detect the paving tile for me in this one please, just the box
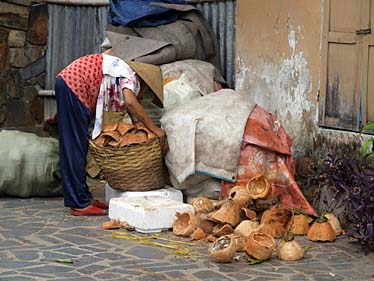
[10,249,40,260]
[0,277,36,281]
[77,264,110,275]
[289,274,312,281]
[126,245,169,259]
[193,269,232,280]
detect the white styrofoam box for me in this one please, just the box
[105,183,183,203]
[109,196,194,233]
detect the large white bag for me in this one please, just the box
[161,89,255,185]
[0,130,61,197]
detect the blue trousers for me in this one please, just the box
[55,76,93,208]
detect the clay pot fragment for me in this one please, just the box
[172,212,199,237]
[208,200,241,226]
[101,130,121,142]
[119,131,147,147]
[206,234,216,242]
[260,222,286,239]
[117,122,133,135]
[191,197,214,213]
[229,185,252,208]
[103,123,118,132]
[241,207,257,220]
[212,224,234,237]
[196,213,215,234]
[307,215,336,242]
[277,232,304,261]
[234,220,261,238]
[231,234,246,252]
[94,135,108,147]
[209,235,237,263]
[244,232,276,261]
[108,140,121,148]
[324,213,343,236]
[246,174,271,200]
[287,214,313,235]
[191,227,206,241]
[261,204,291,225]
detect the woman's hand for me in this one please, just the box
[153,127,168,155]
[123,88,168,154]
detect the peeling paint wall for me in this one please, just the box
[235,0,323,156]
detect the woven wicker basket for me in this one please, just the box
[89,137,164,191]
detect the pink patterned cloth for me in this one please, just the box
[221,105,317,216]
[58,54,103,112]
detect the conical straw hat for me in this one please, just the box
[126,61,164,104]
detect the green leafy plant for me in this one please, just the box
[360,123,374,161]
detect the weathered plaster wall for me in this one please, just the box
[235,0,323,156]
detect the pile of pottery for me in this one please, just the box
[93,122,156,148]
[171,174,342,263]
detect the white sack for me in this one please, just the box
[0,130,61,197]
[161,89,255,185]
[161,59,216,110]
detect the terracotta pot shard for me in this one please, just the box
[241,207,257,220]
[287,214,313,235]
[261,204,291,225]
[324,213,343,236]
[208,200,241,226]
[209,235,237,263]
[117,122,134,135]
[244,231,276,261]
[307,216,337,242]
[103,123,118,132]
[234,220,261,238]
[277,233,304,261]
[191,227,206,241]
[172,212,199,237]
[228,185,252,207]
[212,223,234,237]
[101,130,121,142]
[191,197,214,213]
[246,174,272,200]
[260,222,286,239]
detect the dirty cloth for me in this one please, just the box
[161,89,255,184]
[0,130,61,198]
[106,3,222,77]
[220,105,317,216]
[161,59,216,110]
[109,0,186,27]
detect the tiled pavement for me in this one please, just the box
[0,181,373,281]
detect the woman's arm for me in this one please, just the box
[122,88,166,145]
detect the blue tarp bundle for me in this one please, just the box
[109,0,187,27]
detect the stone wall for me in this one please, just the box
[0,0,47,130]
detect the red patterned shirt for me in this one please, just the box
[58,54,103,112]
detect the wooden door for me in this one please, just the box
[320,0,373,131]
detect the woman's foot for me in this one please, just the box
[91,199,109,209]
[71,205,108,216]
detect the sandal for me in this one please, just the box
[92,199,109,209]
[71,205,108,216]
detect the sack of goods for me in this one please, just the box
[89,122,164,192]
[0,130,61,198]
